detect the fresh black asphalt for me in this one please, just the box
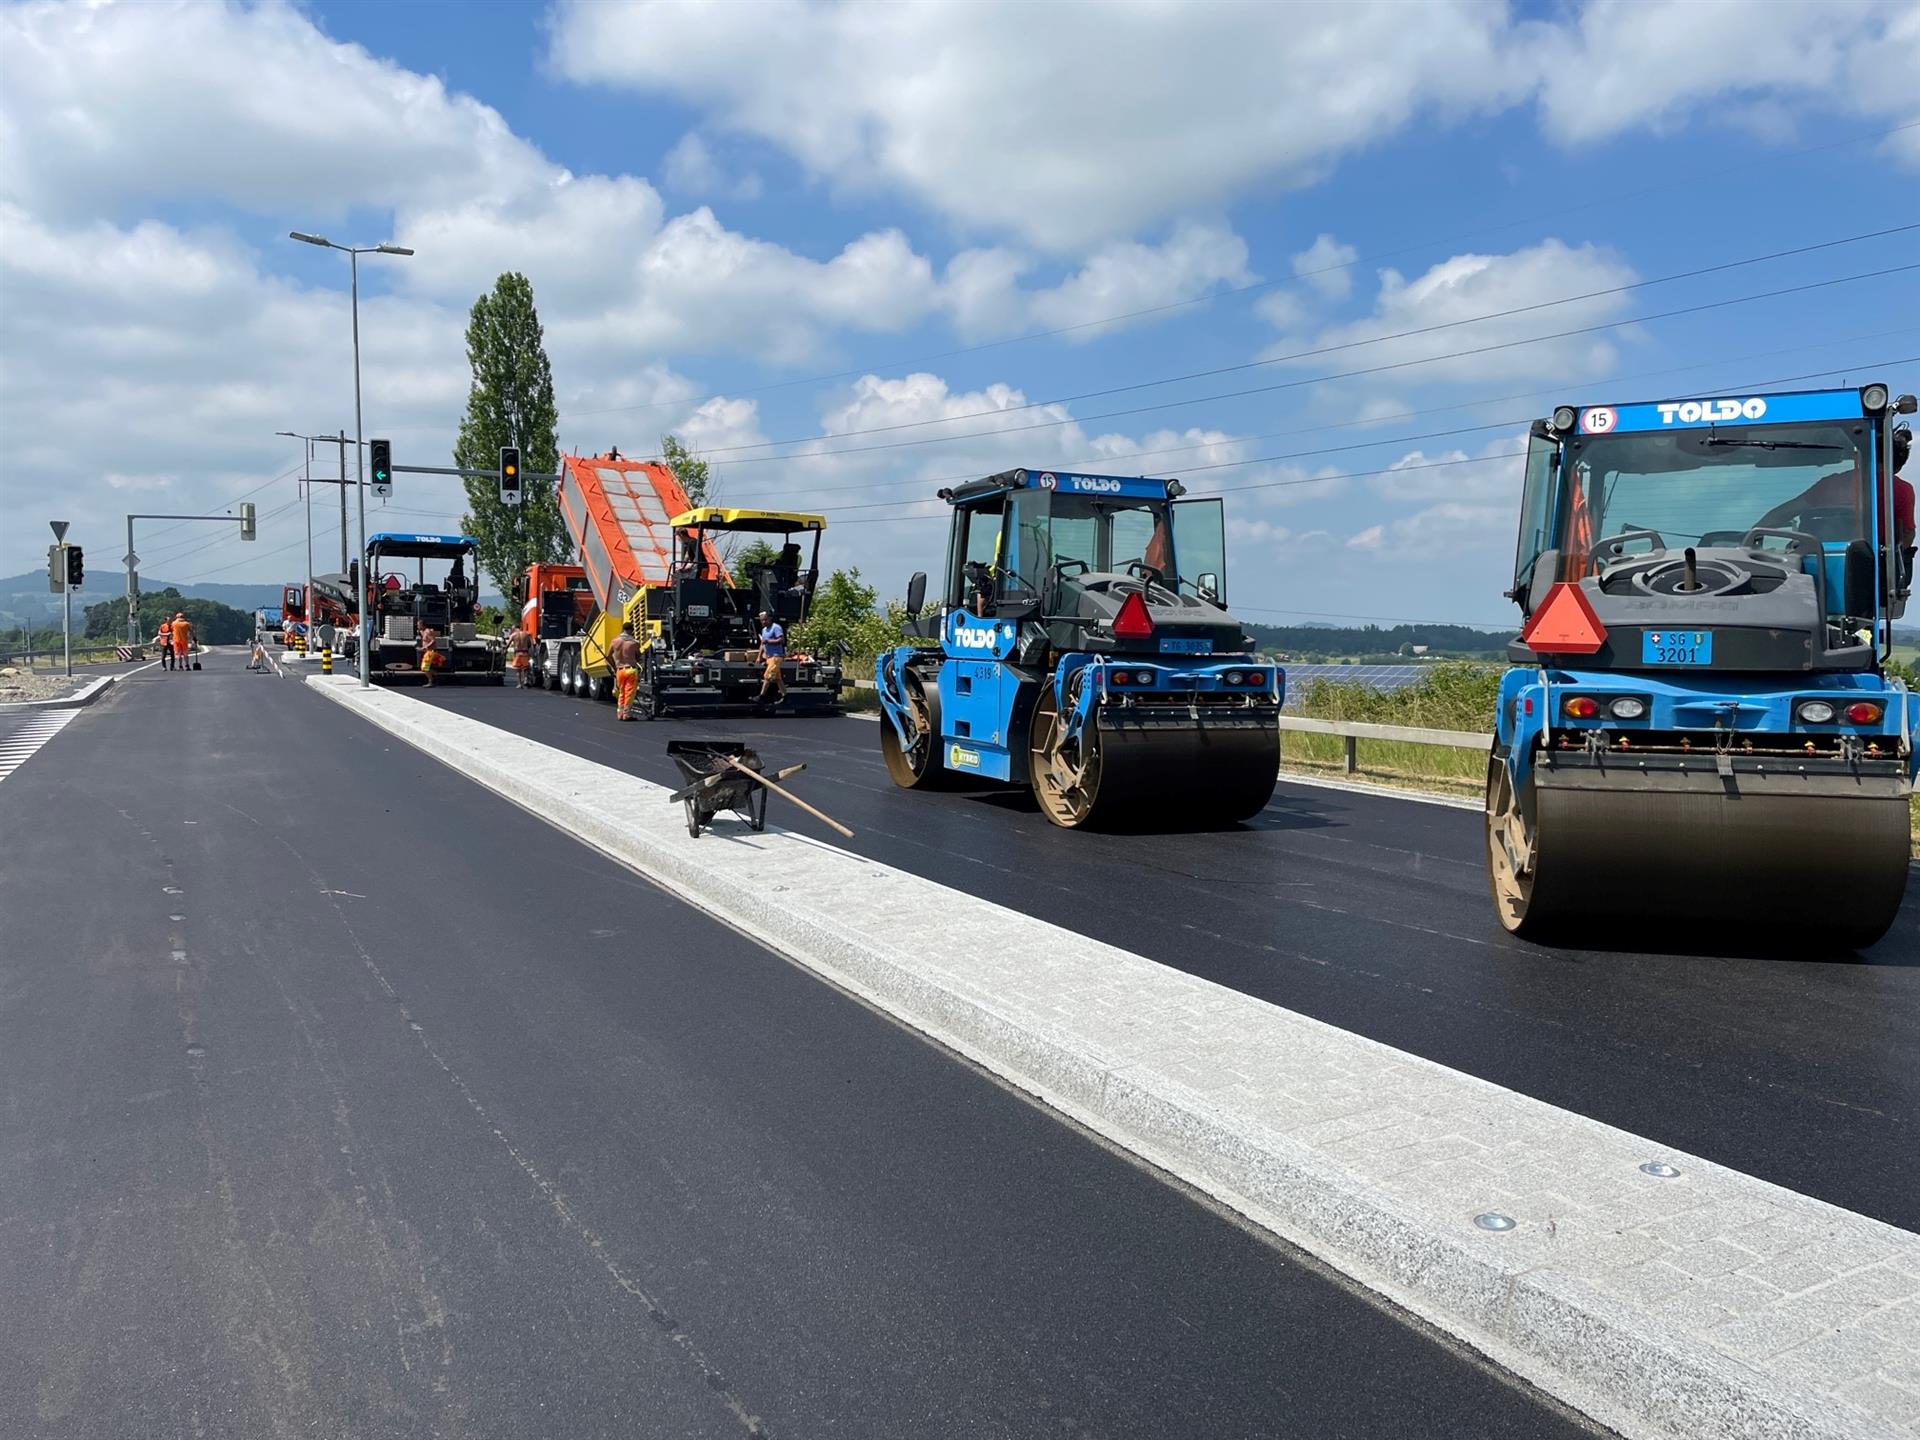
[0,653,1591,1438]
[417,679,1920,1233]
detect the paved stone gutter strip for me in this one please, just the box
[309,675,1919,1440]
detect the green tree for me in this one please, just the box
[728,538,779,582]
[660,432,711,508]
[455,272,567,597]
[85,587,252,644]
[791,567,899,664]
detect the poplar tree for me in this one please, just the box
[455,272,567,596]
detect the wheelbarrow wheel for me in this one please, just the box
[750,786,768,832]
[684,798,703,838]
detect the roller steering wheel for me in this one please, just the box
[1737,527,1820,556]
[1124,560,1164,588]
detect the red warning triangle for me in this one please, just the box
[1521,582,1608,654]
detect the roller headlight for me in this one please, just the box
[1552,405,1577,432]
[1224,670,1243,684]
[1861,383,1890,413]
[1796,700,1836,724]
[1608,697,1646,720]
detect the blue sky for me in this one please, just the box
[3,0,1916,628]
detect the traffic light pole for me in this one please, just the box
[62,560,72,678]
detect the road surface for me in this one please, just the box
[418,680,1920,1234]
[0,652,1591,1438]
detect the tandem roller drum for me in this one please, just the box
[1487,752,1913,948]
[1030,691,1279,829]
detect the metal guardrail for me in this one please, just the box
[0,646,127,668]
[847,676,1490,774]
[1277,714,1492,774]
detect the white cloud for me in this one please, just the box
[1345,525,1384,551]
[0,0,548,220]
[662,132,763,201]
[1293,234,1359,299]
[1262,239,1639,388]
[549,0,1540,250]
[1027,222,1253,337]
[1535,0,1920,160]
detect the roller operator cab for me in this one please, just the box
[1489,383,1919,947]
[876,467,1283,828]
[361,533,503,683]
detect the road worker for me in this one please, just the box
[171,613,193,671]
[507,622,533,688]
[156,616,174,670]
[610,623,643,720]
[417,624,442,686]
[754,609,786,710]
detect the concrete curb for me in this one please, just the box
[0,672,122,710]
[307,674,1914,1440]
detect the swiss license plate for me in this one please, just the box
[1158,637,1209,654]
[1641,629,1712,665]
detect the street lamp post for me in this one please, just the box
[289,232,413,685]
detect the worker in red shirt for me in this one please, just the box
[1757,425,1914,565]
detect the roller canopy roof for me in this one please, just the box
[367,533,480,557]
[669,507,826,532]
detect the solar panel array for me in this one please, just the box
[1275,662,1499,709]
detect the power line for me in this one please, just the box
[699,257,1920,476]
[682,222,1920,460]
[556,117,1920,425]
[717,325,1919,505]
[818,351,1920,527]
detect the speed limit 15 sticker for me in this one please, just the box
[1578,406,1617,434]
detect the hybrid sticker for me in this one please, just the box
[1578,407,1617,435]
[948,744,981,770]
[1657,397,1767,425]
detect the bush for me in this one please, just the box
[791,568,900,666]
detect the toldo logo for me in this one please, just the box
[1065,475,1123,494]
[1657,397,1767,425]
[1578,407,1617,434]
[950,622,1004,651]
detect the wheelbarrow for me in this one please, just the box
[665,740,852,840]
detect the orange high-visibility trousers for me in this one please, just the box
[615,665,640,718]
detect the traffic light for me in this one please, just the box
[240,501,257,541]
[369,438,392,497]
[499,445,522,505]
[65,545,84,587]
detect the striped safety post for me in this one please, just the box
[321,646,332,676]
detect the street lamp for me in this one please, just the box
[289,230,414,684]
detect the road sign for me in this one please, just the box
[124,552,139,568]
[48,545,64,592]
[49,520,69,543]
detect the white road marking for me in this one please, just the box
[0,710,81,785]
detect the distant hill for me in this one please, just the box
[0,570,284,630]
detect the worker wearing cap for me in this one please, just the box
[754,610,786,710]
[610,623,643,720]
[156,615,174,670]
[171,613,193,671]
